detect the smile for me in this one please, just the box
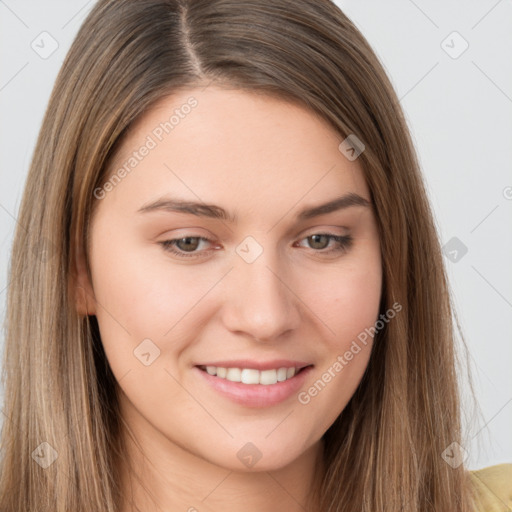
[194,363,314,408]
[198,365,301,385]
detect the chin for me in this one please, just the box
[199,438,312,473]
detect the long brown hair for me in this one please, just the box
[0,0,479,510]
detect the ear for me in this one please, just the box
[71,238,97,317]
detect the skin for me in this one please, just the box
[74,85,382,512]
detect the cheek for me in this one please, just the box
[88,227,213,370]
[296,251,382,427]
[310,252,382,347]
[296,271,381,433]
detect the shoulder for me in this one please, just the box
[467,463,512,512]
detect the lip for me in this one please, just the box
[194,359,312,371]
[194,363,314,408]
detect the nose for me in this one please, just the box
[221,248,302,342]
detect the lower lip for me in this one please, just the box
[194,365,313,408]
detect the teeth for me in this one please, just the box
[260,369,278,385]
[202,365,299,385]
[277,367,288,381]
[226,367,241,382]
[241,368,260,384]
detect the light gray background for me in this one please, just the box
[0,0,511,470]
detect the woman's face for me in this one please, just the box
[77,85,382,471]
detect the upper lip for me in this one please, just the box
[195,359,313,371]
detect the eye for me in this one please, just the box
[159,232,353,259]
[159,236,215,258]
[295,233,353,255]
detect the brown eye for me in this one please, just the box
[307,234,331,250]
[174,237,201,252]
[159,236,213,258]
[297,233,353,255]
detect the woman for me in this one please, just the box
[0,0,510,511]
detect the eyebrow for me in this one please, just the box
[137,192,371,223]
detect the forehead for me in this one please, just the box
[101,86,370,218]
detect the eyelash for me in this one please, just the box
[159,233,353,259]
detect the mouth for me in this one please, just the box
[194,362,314,408]
[196,364,312,385]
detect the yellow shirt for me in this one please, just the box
[469,463,512,511]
